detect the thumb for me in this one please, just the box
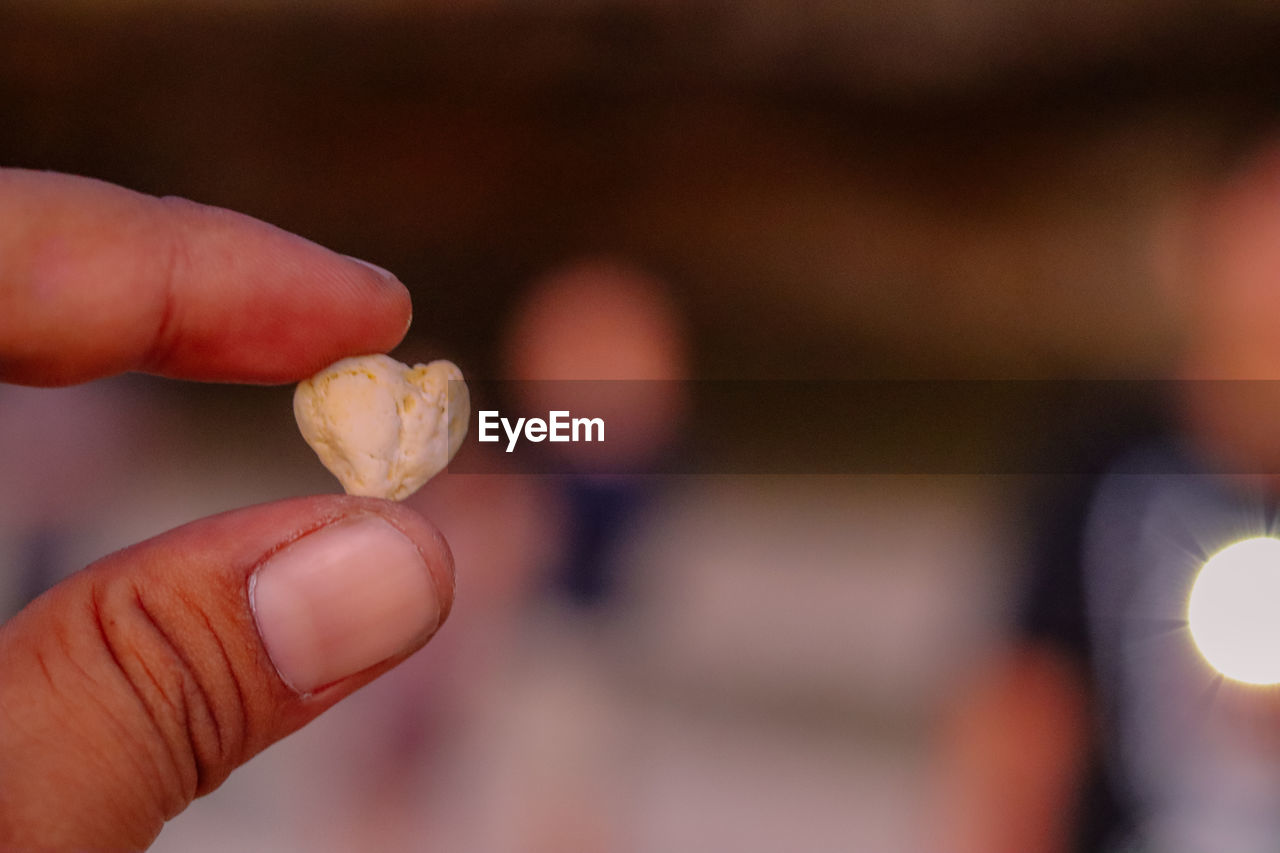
[0,495,454,850]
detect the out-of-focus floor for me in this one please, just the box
[1,377,1007,852]
[158,477,1009,853]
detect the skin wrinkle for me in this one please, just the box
[7,179,159,381]
[87,584,176,839]
[105,583,197,813]
[169,586,231,772]
[138,200,187,377]
[127,633,187,785]
[129,585,225,802]
[191,603,251,788]
[33,650,56,693]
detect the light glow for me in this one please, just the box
[1188,536,1280,685]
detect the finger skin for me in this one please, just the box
[0,169,412,386]
[0,495,453,850]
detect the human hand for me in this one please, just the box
[0,169,455,849]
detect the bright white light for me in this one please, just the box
[1188,536,1280,685]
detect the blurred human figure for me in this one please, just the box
[938,136,1280,852]
[502,257,689,603]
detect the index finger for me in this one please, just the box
[0,169,412,386]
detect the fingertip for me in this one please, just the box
[364,498,456,627]
[152,195,416,379]
[341,254,398,284]
[0,170,419,386]
[250,514,443,694]
[377,268,414,351]
[337,253,414,345]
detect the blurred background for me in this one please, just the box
[4,1,1280,851]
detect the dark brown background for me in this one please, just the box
[5,1,1280,382]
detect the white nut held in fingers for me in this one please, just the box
[294,354,470,500]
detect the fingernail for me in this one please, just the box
[343,254,399,283]
[250,516,440,693]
